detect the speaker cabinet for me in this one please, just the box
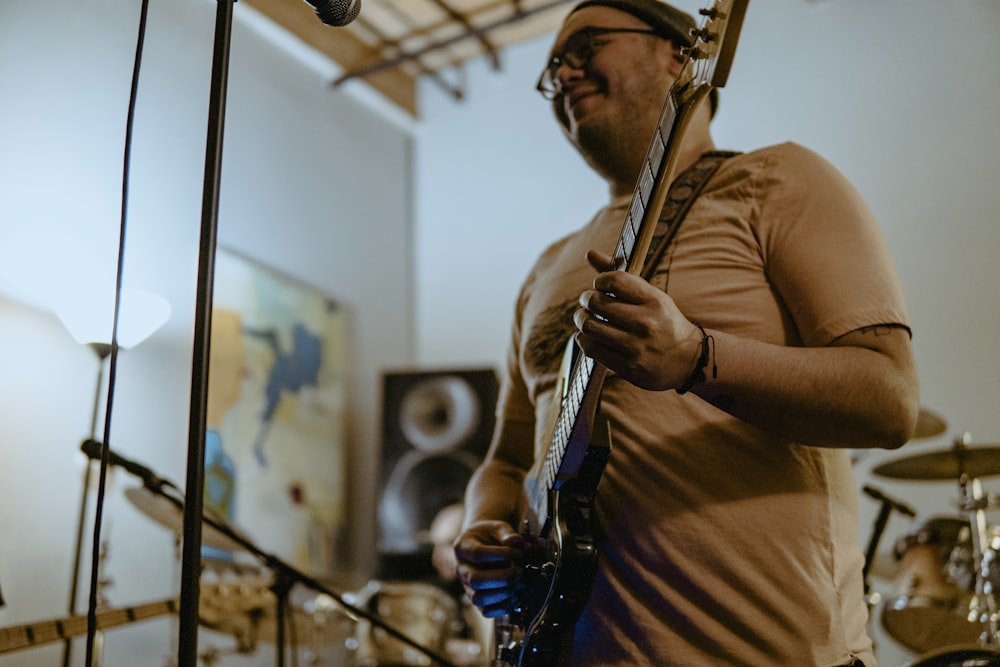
[377,368,498,561]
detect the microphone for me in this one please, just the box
[80,439,170,490]
[862,484,916,517]
[303,0,361,27]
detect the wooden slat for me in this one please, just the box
[242,0,418,116]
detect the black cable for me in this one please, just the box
[83,0,151,664]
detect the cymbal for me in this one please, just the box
[124,486,247,552]
[872,445,1000,481]
[913,407,947,439]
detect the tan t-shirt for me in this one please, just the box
[497,143,907,666]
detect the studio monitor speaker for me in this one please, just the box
[377,368,498,558]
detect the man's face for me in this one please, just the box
[548,7,683,174]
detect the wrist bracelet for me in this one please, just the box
[677,322,716,395]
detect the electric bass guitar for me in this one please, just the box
[0,598,177,655]
[493,2,749,664]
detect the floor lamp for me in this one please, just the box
[54,286,170,667]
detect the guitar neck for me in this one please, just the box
[0,598,178,655]
[617,83,712,277]
[529,0,749,523]
[532,83,710,502]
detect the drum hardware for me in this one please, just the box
[960,475,1000,646]
[199,576,311,653]
[112,444,460,667]
[873,433,1000,658]
[862,485,917,596]
[301,593,354,667]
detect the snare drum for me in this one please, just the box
[908,645,1000,666]
[881,516,981,653]
[346,581,464,666]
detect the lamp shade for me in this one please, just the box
[53,286,171,349]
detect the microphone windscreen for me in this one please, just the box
[314,0,361,27]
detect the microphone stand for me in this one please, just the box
[63,342,112,667]
[179,4,452,665]
[861,484,915,596]
[94,443,458,667]
[178,0,233,664]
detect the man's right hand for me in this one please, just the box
[453,520,525,618]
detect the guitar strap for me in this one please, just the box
[640,150,741,280]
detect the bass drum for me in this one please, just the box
[882,516,980,654]
[345,580,486,666]
[908,645,1000,667]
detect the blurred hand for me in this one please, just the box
[453,520,525,618]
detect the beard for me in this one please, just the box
[566,94,662,190]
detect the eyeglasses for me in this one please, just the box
[535,27,661,100]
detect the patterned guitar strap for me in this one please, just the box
[640,150,741,280]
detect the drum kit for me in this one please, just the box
[0,445,487,667]
[120,483,490,667]
[863,411,1000,667]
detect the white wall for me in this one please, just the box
[415,1,1000,665]
[0,0,413,665]
[1,0,997,664]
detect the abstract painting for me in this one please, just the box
[205,248,348,578]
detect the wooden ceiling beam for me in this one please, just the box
[242,0,418,116]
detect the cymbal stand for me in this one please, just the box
[97,441,458,667]
[960,473,1000,646]
[861,485,915,597]
[270,567,297,667]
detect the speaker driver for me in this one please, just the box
[398,374,480,452]
[377,448,480,553]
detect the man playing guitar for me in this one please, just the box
[453,1,918,665]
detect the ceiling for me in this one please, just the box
[243,0,579,116]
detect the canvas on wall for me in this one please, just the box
[205,248,348,578]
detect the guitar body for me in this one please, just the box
[491,341,611,667]
[492,2,749,664]
[509,489,603,667]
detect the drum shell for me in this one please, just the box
[881,517,981,654]
[346,581,485,667]
[907,644,1000,667]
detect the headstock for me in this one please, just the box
[685,0,750,90]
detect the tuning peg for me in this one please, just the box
[682,46,705,60]
[691,28,717,43]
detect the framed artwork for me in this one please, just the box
[205,247,348,578]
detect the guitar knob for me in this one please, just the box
[683,46,705,60]
[691,28,716,42]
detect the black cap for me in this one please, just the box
[569,0,697,47]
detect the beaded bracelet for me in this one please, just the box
[676,322,717,395]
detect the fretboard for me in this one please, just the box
[528,90,689,522]
[0,598,178,655]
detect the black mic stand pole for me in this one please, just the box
[178,0,234,664]
[63,343,113,667]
